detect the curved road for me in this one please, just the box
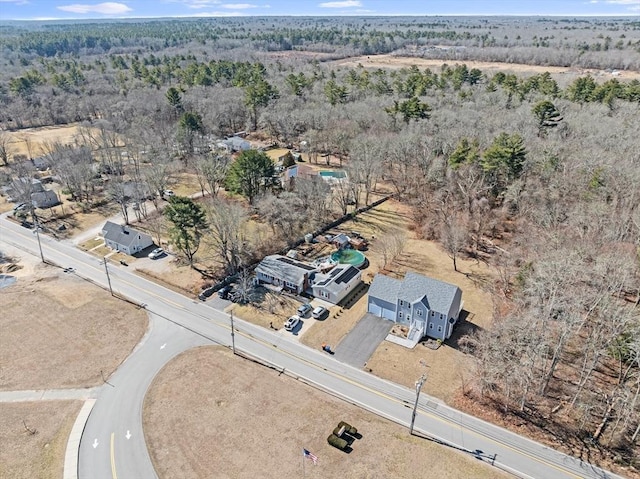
[0,217,624,479]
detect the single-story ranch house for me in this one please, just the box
[102,221,154,256]
[310,264,362,304]
[255,254,362,304]
[367,272,463,343]
[255,254,317,294]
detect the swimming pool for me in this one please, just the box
[319,170,347,179]
[330,249,366,268]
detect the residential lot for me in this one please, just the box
[143,346,509,479]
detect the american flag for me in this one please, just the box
[302,448,318,465]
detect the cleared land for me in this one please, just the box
[4,124,89,159]
[143,346,509,479]
[0,400,82,479]
[0,257,148,390]
[332,54,640,80]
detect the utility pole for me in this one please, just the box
[410,372,427,435]
[103,257,113,296]
[230,311,236,354]
[32,210,44,263]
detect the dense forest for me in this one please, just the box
[0,16,638,474]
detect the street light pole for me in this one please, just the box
[103,258,114,296]
[410,373,427,435]
[230,311,236,354]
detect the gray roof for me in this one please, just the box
[255,255,316,286]
[398,272,461,314]
[31,190,59,209]
[102,221,152,248]
[368,274,403,304]
[312,264,361,294]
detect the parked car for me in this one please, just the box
[297,303,313,317]
[312,306,328,319]
[284,315,301,331]
[13,202,26,212]
[198,287,215,301]
[163,189,175,198]
[148,248,164,259]
[218,285,233,299]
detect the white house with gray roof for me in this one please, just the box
[367,272,463,343]
[102,221,153,256]
[310,264,361,304]
[255,254,318,294]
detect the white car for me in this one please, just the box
[163,190,175,198]
[284,315,301,331]
[148,248,164,259]
[312,306,328,319]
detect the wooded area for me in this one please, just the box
[0,15,638,473]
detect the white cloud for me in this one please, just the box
[605,0,640,4]
[319,0,362,8]
[57,2,132,14]
[220,3,257,8]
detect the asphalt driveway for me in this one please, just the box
[333,313,393,368]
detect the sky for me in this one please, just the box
[0,0,639,21]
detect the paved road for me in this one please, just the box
[0,217,625,479]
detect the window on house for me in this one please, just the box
[437,325,442,332]
[417,309,423,317]
[399,312,403,319]
[399,300,404,307]
[431,311,435,317]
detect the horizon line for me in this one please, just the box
[2,13,640,22]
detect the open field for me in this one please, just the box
[332,54,640,81]
[0,257,148,390]
[4,124,88,159]
[143,346,509,479]
[0,400,82,479]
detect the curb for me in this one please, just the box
[63,398,96,479]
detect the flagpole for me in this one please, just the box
[302,449,306,478]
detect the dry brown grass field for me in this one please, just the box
[143,346,509,479]
[0,262,148,390]
[332,54,640,80]
[0,400,82,479]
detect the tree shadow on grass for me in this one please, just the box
[444,310,483,353]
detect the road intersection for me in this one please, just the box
[0,216,624,479]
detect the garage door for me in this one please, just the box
[368,300,396,321]
[381,306,395,321]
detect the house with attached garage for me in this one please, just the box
[101,221,154,256]
[310,264,362,304]
[367,272,463,344]
[255,254,318,294]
